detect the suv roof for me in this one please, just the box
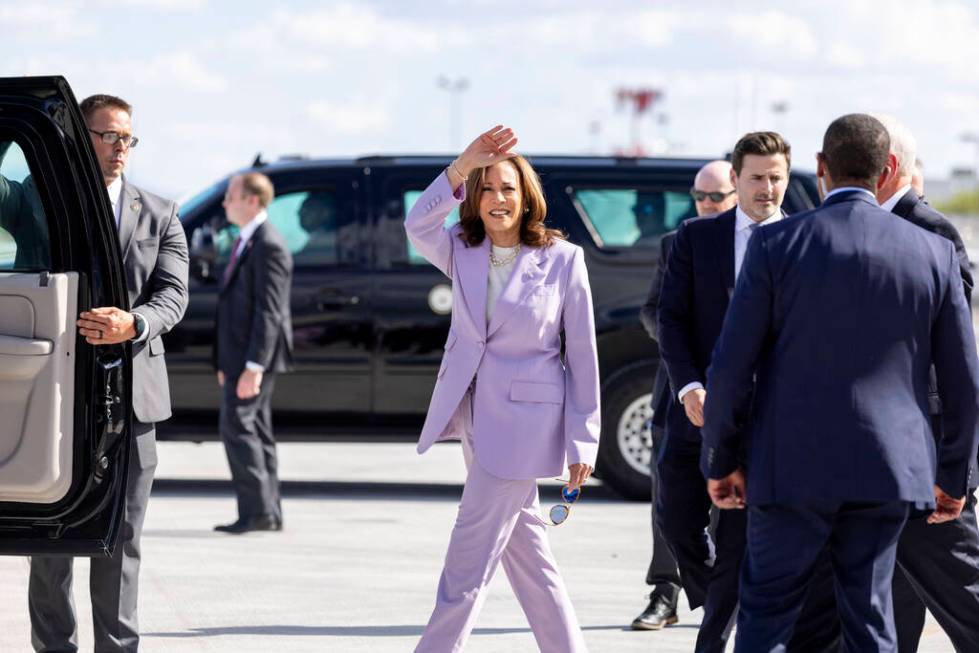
[248,153,719,174]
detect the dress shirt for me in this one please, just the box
[823,186,878,203]
[233,210,270,374]
[677,205,782,403]
[108,177,150,343]
[880,184,912,212]
[107,176,123,228]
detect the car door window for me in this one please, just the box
[212,189,358,266]
[402,189,459,265]
[0,140,52,270]
[573,188,695,249]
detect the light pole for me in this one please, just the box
[961,132,979,188]
[438,76,469,150]
[770,101,789,134]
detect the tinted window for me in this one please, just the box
[214,189,358,266]
[0,140,51,270]
[574,188,695,248]
[403,190,460,265]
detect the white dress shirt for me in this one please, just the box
[233,211,270,373]
[233,210,268,258]
[823,186,878,203]
[107,176,123,229]
[880,184,912,212]
[108,177,151,343]
[677,206,782,402]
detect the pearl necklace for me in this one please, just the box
[489,243,521,267]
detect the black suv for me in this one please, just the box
[164,155,819,498]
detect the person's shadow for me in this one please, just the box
[142,623,659,638]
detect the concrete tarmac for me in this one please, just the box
[0,441,956,652]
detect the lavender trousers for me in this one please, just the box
[415,393,588,653]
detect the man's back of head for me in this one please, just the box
[819,114,890,191]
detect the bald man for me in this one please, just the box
[690,160,738,216]
[633,160,738,631]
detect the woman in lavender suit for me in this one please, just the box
[407,126,601,652]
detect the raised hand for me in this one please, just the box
[450,125,519,182]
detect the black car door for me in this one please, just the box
[368,164,455,421]
[0,77,132,555]
[171,167,373,425]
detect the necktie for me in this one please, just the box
[223,237,242,286]
[748,222,759,236]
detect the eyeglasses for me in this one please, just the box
[690,188,735,202]
[544,481,583,526]
[89,129,139,149]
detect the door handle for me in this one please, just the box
[316,289,360,310]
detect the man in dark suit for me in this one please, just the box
[656,134,796,652]
[632,160,736,631]
[872,113,979,653]
[30,94,189,653]
[213,172,293,534]
[702,113,979,652]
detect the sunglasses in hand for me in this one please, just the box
[544,480,584,526]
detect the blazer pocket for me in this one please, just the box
[137,237,159,249]
[148,336,165,357]
[509,380,563,404]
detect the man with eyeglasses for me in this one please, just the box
[28,94,188,653]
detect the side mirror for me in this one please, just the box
[189,223,218,283]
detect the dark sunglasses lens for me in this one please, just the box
[561,486,580,503]
[690,190,706,201]
[550,504,570,525]
[707,192,728,202]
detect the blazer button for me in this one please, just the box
[477,341,485,349]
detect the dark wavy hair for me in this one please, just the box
[457,155,565,248]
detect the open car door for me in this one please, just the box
[0,76,131,555]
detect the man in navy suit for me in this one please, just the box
[872,114,979,653]
[702,113,979,652]
[632,160,736,632]
[657,133,844,652]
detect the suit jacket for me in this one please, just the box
[892,188,973,306]
[640,231,676,430]
[702,190,979,506]
[656,208,738,445]
[215,220,294,377]
[405,172,601,480]
[117,179,189,429]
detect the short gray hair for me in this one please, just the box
[870,113,917,178]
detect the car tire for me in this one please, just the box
[596,360,657,500]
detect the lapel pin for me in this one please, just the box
[131,199,141,212]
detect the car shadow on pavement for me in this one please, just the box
[143,623,653,638]
[151,479,624,501]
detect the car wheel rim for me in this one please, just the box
[616,393,653,476]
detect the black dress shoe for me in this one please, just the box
[214,514,277,534]
[631,584,680,630]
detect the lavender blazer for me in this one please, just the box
[406,172,601,480]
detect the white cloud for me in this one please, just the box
[109,0,206,8]
[727,10,820,61]
[306,100,391,135]
[0,4,91,39]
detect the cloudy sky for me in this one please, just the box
[2,0,978,199]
